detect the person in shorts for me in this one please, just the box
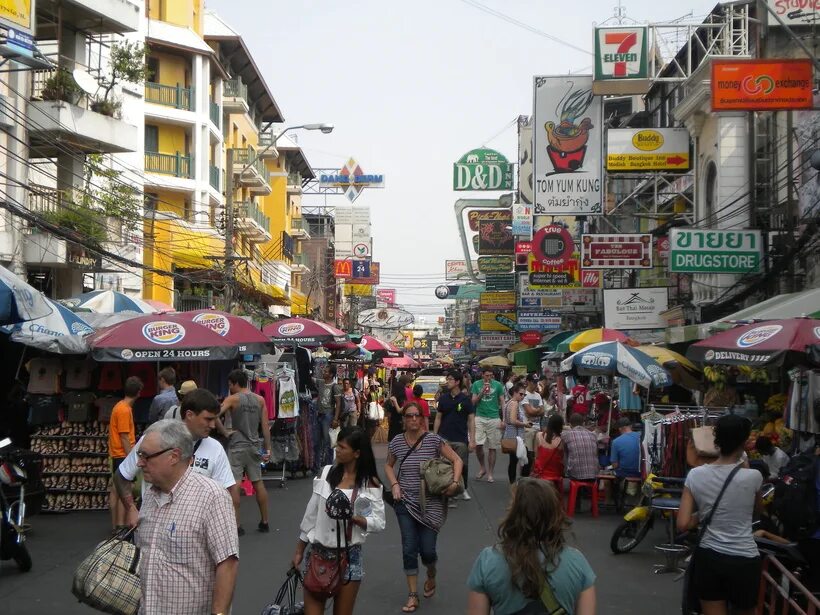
[471,368,505,483]
[108,376,142,530]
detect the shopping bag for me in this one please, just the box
[71,528,141,615]
[367,402,384,421]
[261,567,304,615]
[329,426,340,449]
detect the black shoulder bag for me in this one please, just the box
[681,463,743,615]
[383,433,427,507]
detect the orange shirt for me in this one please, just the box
[109,400,135,459]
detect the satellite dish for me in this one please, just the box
[72,69,99,96]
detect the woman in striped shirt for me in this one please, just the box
[385,402,463,613]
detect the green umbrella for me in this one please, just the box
[552,331,582,353]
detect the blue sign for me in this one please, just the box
[352,260,371,279]
[465,323,480,337]
[516,309,561,331]
[8,28,34,51]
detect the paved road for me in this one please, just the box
[0,444,683,613]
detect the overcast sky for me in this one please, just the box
[205,0,718,322]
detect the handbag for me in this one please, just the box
[501,438,518,454]
[383,433,427,507]
[681,464,743,615]
[71,527,141,615]
[303,487,358,598]
[261,567,304,615]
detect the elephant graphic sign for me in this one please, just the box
[453,148,514,191]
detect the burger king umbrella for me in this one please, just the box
[87,313,239,362]
[687,318,820,367]
[263,317,353,349]
[175,310,273,356]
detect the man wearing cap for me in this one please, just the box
[164,380,197,420]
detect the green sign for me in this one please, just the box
[478,255,514,274]
[485,273,515,291]
[669,229,762,274]
[453,148,513,191]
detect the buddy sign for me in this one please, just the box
[454,148,513,191]
[606,128,690,171]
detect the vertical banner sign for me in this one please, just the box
[512,202,533,237]
[517,115,533,205]
[533,76,603,215]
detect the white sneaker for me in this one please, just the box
[459,490,471,501]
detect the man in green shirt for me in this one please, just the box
[470,368,505,482]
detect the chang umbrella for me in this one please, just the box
[560,341,673,389]
[0,265,53,325]
[263,317,353,349]
[175,310,273,356]
[87,313,238,362]
[2,297,94,354]
[687,318,820,367]
[636,345,702,390]
[63,290,157,314]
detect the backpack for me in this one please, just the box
[773,452,818,540]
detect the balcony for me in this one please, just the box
[256,129,280,159]
[287,171,303,194]
[223,79,249,114]
[291,252,310,273]
[209,165,220,191]
[209,101,220,128]
[230,147,271,194]
[144,83,194,111]
[145,151,193,179]
[234,201,271,243]
[290,217,311,240]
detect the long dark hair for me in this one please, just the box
[327,426,381,489]
[498,478,568,599]
[545,414,564,445]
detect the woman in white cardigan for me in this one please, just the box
[293,425,386,615]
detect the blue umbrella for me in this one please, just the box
[62,290,157,314]
[0,265,52,325]
[560,341,673,389]
[2,297,94,354]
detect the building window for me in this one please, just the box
[145,125,159,152]
[704,161,717,226]
[146,57,159,83]
[144,192,158,212]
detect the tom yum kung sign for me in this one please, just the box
[669,229,763,274]
[453,148,513,191]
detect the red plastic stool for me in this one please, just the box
[241,475,255,496]
[566,480,599,517]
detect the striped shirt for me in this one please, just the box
[389,432,445,531]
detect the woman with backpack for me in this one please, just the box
[292,426,385,615]
[677,414,763,615]
[467,478,596,613]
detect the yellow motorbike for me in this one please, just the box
[610,473,684,554]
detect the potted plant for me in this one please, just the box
[92,41,148,118]
[41,69,82,104]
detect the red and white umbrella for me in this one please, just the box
[360,334,403,358]
[379,355,420,369]
[175,310,273,356]
[88,313,239,362]
[263,317,353,349]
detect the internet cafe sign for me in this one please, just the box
[669,229,763,274]
[453,148,513,191]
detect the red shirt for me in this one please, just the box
[405,396,430,417]
[570,385,590,415]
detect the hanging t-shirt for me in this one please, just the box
[64,359,95,390]
[278,374,298,418]
[126,364,157,397]
[254,377,275,420]
[98,364,123,392]
[26,358,62,395]
[570,384,590,415]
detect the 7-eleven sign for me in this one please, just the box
[594,26,648,81]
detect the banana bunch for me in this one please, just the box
[750,368,768,383]
[704,365,728,384]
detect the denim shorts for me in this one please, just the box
[306,543,363,582]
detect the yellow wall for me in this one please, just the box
[148,0,203,35]
[142,218,174,304]
[151,52,189,87]
[152,124,188,155]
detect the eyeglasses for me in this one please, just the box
[136,447,174,461]
[404,413,421,418]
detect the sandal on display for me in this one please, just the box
[402,592,420,613]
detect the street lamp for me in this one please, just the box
[223,122,333,312]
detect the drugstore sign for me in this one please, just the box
[669,229,762,274]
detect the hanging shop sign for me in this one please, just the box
[518,115,533,205]
[528,253,603,289]
[351,260,371,279]
[512,202,533,237]
[477,218,514,255]
[453,148,514,191]
[669,229,762,274]
[533,75,603,215]
[606,128,690,171]
[765,0,819,26]
[334,259,353,279]
[581,234,652,269]
[484,273,515,292]
[518,275,562,308]
[520,331,542,346]
[480,291,516,311]
[351,262,380,285]
[603,287,668,330]
[478,332,516,350]
[434,285,450,299]
[532,224,574,267]
[319,157,385,203]
[445,259,479,281]
[347,284,374,296]
[468,208,511,231]
[580,269,602,288]
[358,307,414,329]
[656,236,670,259]
[375,288,396,305]
[515,241,532,255]
[516,309,562,331]
[478,255,514,274]
[480,311,516,332]
[593,25,649,83]
[711,59,814,112]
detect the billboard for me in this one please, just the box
[711,59,814,112]
[479,291,516,311]
[606,128,690,171]
[0,0,34,34]
[319,157,385,202]
[533,76,603,215]
[765,0,819,26]
[604,287,668,330]
[517,309,562,331]
[453,148,513,191]
[480,312,516,332]
[669,229,762,274]
[581,234,652,269]
[477,218,514,255]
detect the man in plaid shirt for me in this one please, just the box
[560,413,599,481]
[135,420,239,615]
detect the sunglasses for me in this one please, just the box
[136,447,174,461]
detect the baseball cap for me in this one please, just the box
[179,380,198,396]
[526,373,540,382]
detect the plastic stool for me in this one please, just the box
[241,475,255,496]
[596,474,615,506]
[566,480,599,517]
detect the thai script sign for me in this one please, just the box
[604,288,668,330]
[453,148,513,191]
[606,128,690,171]
[533,76,603,215]
[669,229,762,274]
[711,59,814,112]
[581,234,652,269]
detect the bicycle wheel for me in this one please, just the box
[610,517,653,554]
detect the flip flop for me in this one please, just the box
[476,471,486,480]
[424,578,436,598]
[487,476,495,483]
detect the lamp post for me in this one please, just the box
[223,123,334,312]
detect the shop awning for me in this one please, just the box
[291,289,309,315]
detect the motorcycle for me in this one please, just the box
[610,473,684,554]
[0,437,32,572]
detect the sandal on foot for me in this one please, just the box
[402,592,420,612]
[476,470,486,480]
[423,577,436,598]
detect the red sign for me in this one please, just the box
[334,259,352,279]
[581,234,652,269]
[581,270,601,288]
[711,59,814,112]
[376,288,396,304]
[515,241,532,255]
[656,236,670,259]
[520,331,542,346]
[532,225,574,267]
